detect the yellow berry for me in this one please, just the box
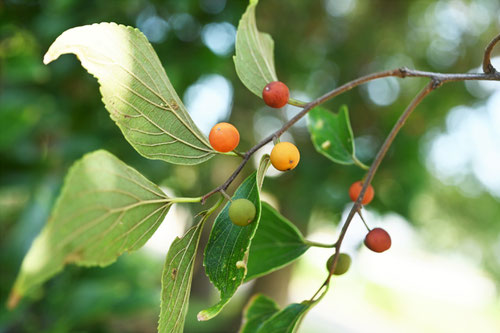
[270,142,300,171]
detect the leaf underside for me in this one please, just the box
[307,105,357,165]
[44,23,215,165]
[9,150,170,306]
[158,215,209,333]
[234,0,278,97]
[246,202,309,281]
[199,155,271,321]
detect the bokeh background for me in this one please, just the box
[2,0,500,332]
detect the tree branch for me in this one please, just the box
[202,32,500,203]
[202,66,500,204]
[321,80,438,290]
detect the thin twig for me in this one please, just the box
[316,80,439,297]
[483,33,500,73]
[356,208,371,232]
[202,66,500,203]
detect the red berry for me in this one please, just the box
[349,181,374,205]
[262,81,290,108]
[364,228,391,253]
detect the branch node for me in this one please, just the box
[486,63,497,74]
[399,66,409,78]
[431,77,442,89]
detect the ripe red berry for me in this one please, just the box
[349,181,374,205]
[209,122,240,153]
[262,81,290,108]
[364,228,391,253]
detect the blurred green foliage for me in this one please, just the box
[2,0,500,332]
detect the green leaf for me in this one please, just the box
[234,0,278,97]
[240,294,280,333]
[158,207,216,333]
[43,23,215,165]
[198,156,271,321]
[246,202,309,281]
[241,294,319,333]
[9,150,170,307]
[257,301,313,333]
[308,105,366,168]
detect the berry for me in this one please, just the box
[326,253,351,275]
[228,198,256,227]
[364,228,391,253]
[270,142,300,171]
[209,122,240,153]
[262,81,290,108]
[349,181,374,205]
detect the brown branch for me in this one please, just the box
[201,67,500,204]
[201,70,399,203]
[310,79,439,301]
[483,33,500,73]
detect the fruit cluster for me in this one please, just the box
[324,181,391,275]
[208,81,302,226]
[210,81,391,277]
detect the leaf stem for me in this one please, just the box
[220,189,233,202]
[303,240,337,248]
[221,151,240,157]
[356,208,371,232]
[232,150,246,158]
[205,195,225,216]
[169,196,203,203]
[288,98,308,107]
[352,155,369,170]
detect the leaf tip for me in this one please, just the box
[197,311,210,321]
[43,51,56,65]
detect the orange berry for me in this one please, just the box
[364,228,391,253]
[209,122,240,153]
[270,142,300,171]
[349,181,374,205]
[262,81,290,108]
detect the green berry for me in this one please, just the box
[228,198,256,226]
[326,253,351,275]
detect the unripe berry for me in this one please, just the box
[270,142,300,171]
[349,181,374,205]
[364,228,391,253]
[228,198,256,227]
[209,122,240,153]
[326,253,351,275]
[262,81,290,108]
